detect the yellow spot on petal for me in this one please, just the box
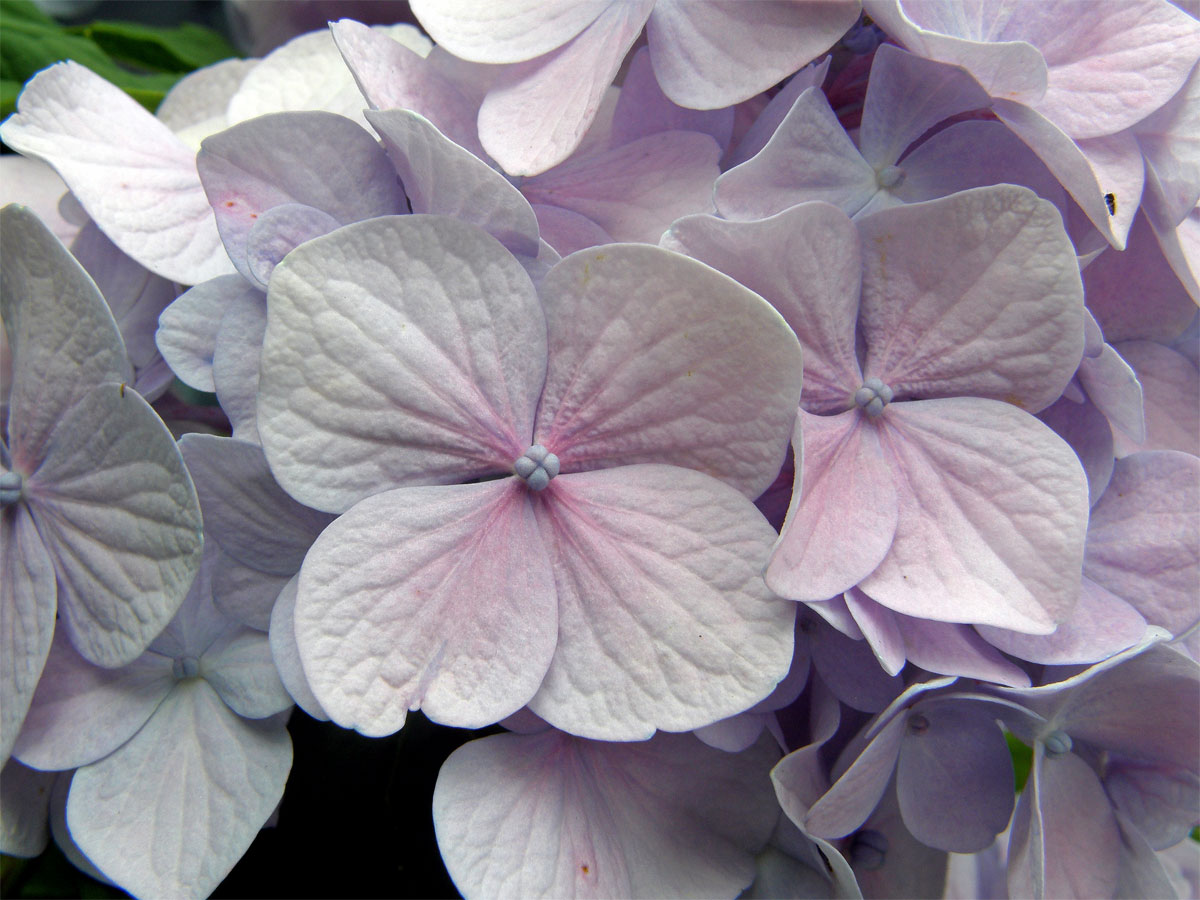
[581,865,590,875]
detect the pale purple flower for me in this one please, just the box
[666,186,1089,635]
[257,214,803,740]
[1,205,203,764]
[11,553,293,900]
[407,0,862,175]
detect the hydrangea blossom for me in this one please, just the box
[258,214,803,741]
[1,204,203,764]
[1,5,1199,897]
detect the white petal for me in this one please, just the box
[0,506,55,764]
[27,383,204,667]
[67,680,292,900]
[0,63,233,284]
[1,204,129,470]
[528,465,795,740]
[433,729,779,898]
[258,215,547,512]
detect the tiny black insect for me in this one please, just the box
[1105,192,1117,216]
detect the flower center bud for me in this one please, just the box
[172,656,201,680]
[877,165,906,189]
[513,444,560,491]
[0,470,23,507]
[1043,729,1073,756]
[855,377,894,418]
[850,829,889,870]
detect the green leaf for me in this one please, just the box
[1,77,20,118]
[1,8,116,82]
[1005,731,1033,793]
[69,21,236,73]
[0,0,56,28]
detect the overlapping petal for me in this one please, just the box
[27,383,204,667]
[295,480,558,734]
[0,63,232,285]
[66,680,292,900]
[857,187,1084,412]
[527,465,794,740]
[258,215,547,512]
[860,398,1088,633]
[433,728,779,898]
[534,244,802,498]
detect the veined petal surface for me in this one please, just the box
[534,244,802,498]
[433,729,779,898]
[664,204,862,413]
[12,630,173,771]
[295,480,557,734]
[67,680,292,900]
[857,186,1084,412]
[528,465,794,741]
[0,63,232,285]
[647,1,860,109]
[26,383,203,667]
[0,507,56,764]
[860,398,1089,633]
[767,411,898,603]
[258,215,547,512]
[1,205,129,471]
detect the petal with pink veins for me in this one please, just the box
[257,215,547,512]
[294,480,557,735]
[857,186,1084,412]
[862,398,1089,633]
[528,465,794,741]
[535,244,802,497]
[663,204,862,413]
[1020,0,1200,141]
[768,411,898,603]
[476,2,655,175]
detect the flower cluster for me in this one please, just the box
[1,2,1198,898]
